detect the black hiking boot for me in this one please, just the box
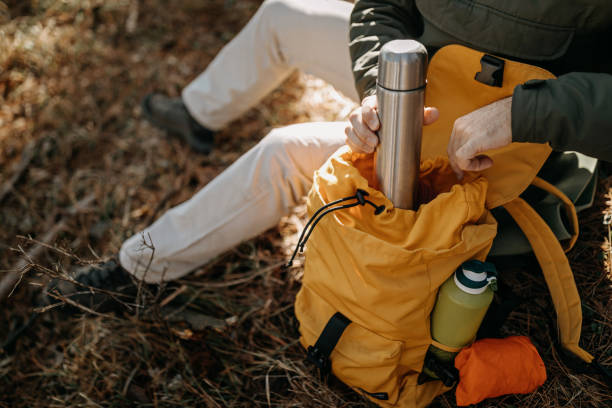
[141,93,215,154]
[43,260,138,313]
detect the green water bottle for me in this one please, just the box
[422,260,497,384]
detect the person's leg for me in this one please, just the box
[119,122,347,283]
[182,0,358,131]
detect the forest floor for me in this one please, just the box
[0,1,610,407]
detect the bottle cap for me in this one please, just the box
[377,40,428,91]
[454,260,498,295]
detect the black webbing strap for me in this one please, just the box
[477,279,525,339]
[306,312,352,377]
[417,348,459,387]
[557,339,612,388]
[594,360,612,387]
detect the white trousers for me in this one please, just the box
[120,0,356,282]
[182,0,358,130]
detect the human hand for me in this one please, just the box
[447,97,513,179]
[344,95,439,154]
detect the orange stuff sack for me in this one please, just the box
[454,336,547,406]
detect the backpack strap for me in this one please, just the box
[503,196,593,363]
[306,312,352,377]
[530,176,579,252]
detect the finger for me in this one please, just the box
[463,155,494,172]
[453,152,474,174]
[344,132,361,153]
[345,128,374,154]
[455,140,480,165]
[448,154,464,179]
[454,141,494,173]
[447,128,464,179]
[423,106,439,126]
[450,162,464,180]
[349,113,379,150]
[362,95,378,109]
[361,97,380,131]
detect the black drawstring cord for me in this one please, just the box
[299,192,384,250]
[299,201,361,251]
[293,196,361,253]
[283,189,384,269]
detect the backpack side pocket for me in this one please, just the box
[295,284,404,406]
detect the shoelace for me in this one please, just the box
[283,189,385,269]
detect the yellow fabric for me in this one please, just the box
[421,45,555,209]
[430,340,463,354]
[531,177,580,252]
[423,47,588,363]
[503,198,593,363]
[295,151,497,407]
[295,44,591,407]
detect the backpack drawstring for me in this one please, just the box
[283,189,385,269]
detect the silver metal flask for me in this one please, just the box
[376,40,428,209]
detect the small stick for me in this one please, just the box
[44,290,119,319]
[159,284,188,307]
[0,222,66,300]
[0,194,95,301]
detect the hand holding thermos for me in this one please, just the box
[344,95,439,155]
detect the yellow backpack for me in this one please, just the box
[292,45,593,407]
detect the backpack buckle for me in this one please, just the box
[305,312,351,380]
[306,345,331,377]
[475,54,505,87]
[418,349,459,387]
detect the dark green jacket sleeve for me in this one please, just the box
[512,73,612,161]
[349,0,423,100]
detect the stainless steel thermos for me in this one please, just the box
[376,40,428,210]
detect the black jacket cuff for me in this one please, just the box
[511,80,547,144]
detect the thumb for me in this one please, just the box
[424,106,439,125]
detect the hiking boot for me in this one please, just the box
[43,260,137,313]
[141,93,215,154]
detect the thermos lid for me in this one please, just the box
[377,40,428,91]
[454,260,498,295]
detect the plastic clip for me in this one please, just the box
[475,54,505,87]
[306,345,331,377]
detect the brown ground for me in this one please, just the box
[0,1,610,407]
